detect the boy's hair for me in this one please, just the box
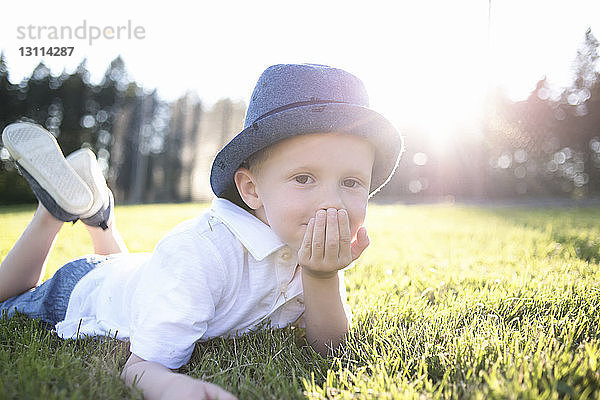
[239,146,273,176]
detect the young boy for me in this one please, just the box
[0,63,402,399]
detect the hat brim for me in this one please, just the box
[210,102,403,203]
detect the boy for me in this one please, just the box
[0,63,402,399]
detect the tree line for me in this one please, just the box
[1,29,599,204]
[0,55,245,204]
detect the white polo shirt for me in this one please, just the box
[56,197,345,369]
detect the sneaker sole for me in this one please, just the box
[2,122,92,215]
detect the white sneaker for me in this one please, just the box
[66,148,113,230]
[2,122,92,221]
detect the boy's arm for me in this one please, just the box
[298,208,369,355]
[301,270,348,355]
[121,352,237,400]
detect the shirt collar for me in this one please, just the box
[210,197,286,261]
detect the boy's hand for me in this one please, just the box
[298,208,369,279]
[121,353,237,400]
[160,377,237,400]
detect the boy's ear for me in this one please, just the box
[234,168,262,210]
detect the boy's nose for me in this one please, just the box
[317,186,344,211]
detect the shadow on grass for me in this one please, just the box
[464,206,600,263]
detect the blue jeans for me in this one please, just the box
[0,255,107,327]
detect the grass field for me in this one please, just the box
[1,202,600,399]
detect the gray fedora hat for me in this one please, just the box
[210,63,403,207]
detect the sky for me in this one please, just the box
[1,0,599,138]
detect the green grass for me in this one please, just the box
[2,203,600,399]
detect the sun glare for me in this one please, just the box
[362,1,490,142]
[364,1,597,147]
[369,52,488,142]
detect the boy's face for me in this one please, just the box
[238,133,375,252]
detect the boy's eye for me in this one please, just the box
[295,175,312,184]
[343,179,358,188]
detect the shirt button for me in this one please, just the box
[281,250,291,260]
